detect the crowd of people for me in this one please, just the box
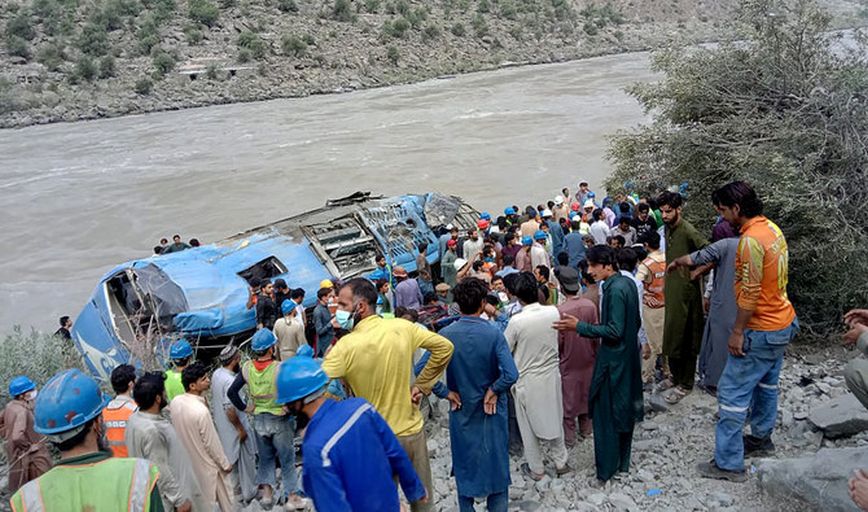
[7,178,868,511]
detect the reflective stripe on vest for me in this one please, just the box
[643,257,666,306]
[103,402,136,458]
[243,361,283,416]
[15,479,44,512]
[11,458,158,512]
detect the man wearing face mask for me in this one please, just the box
[126,372,205,512]
[1,376,51,493]
[12,369,162,511]
[323,278,454,512]
[277,352,426,511]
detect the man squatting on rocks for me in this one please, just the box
[14,179,826,511]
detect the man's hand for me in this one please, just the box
[644,296,663,308]
[642,343,652,360]
[703,297,710,314]
[850,469,868,511]
[666,255,690,273]
[728,330,745,357]
[845,309,868,327]
[176,500,193,512]
[844,323,868,349]
[553,314,579,332]
[483,303,498,317]
[411,386,425,406]
[483,388,498,415]
[446,391,462,411]
[416,493,429,505]
[236,425,248,444]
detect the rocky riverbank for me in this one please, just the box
[1,0,866,129]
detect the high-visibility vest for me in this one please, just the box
[10,457,159,512]
[164,369,184,402]
[642,256,666,307]
[102,397,137,457]
[242,360,284,416]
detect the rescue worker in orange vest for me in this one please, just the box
[102,364,138,457]
[636,231,669,386]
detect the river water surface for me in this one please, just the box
[0,51,655,331]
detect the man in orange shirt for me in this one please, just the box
[103,364,138,458]
[698,181,798,483]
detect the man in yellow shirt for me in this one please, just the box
[322,278,454,512]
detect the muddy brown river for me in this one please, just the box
[0,52,655,331]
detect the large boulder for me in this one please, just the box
[756,447,868,511]
[809,393,868,438]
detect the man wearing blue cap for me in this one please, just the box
[1,376,51,493]
[11,369,162,511]
[228,329,306,509]
[516,235,533,273]
[275,353,427,511]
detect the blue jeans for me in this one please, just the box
[458,491,508,512]
[252,412,298,496]
[714,319,799,471]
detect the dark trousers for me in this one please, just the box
[458,491,508,512]
[593,422,634,482]
[670,352,698,390]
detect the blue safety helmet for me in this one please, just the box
[169,339,193,360]
[296,345,315,358]
[504,207,517,216]
[34,369,110,435]
[588,191,596,198]
[521,235,533,246]
[8,376,35,398]
[281,299,295,316]
[251,328,277,352]
[275,356,329,405]
[534,230,547,241]
[480,211,491,221]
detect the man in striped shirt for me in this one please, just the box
[698,181,798,483]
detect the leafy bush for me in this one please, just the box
[136,18,160,54]
[205,62,219,79]
[332,0,355,22]
[37,42,66,70]
[302,33,315,46]
[5,35,31,59]
[134,76,152,94]
[471,13,487,37]
[0,327,86,410]
[99,54,116,77]
[184,24,203,44]
[450,22,465,36]
[277,0,298,13]
[478,0,490,14]
[188,0,219,27]
[237,30,267,60]
[364,0,380,13]
[77,22,110,56]
[237,48,251,63]
[422,24,440,42]
[6,12,36,41]
[387,0,410,15]
[386,44,399,64]
[383,17,411,38]
[218,0,235,7]
[281,34,307,56]
[73,55,98,81]
[152,50,175,75]
[606,0,868,338]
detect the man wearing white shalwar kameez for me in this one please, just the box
[504,273,571,480]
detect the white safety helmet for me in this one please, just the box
[554,195,565,206]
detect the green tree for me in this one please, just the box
[184,24,203,44]
[237,30,267,59]
[6,12,36,41]
[606,0,868,337]
[188,0,219,27]
[98,54,116,78]
[450,22,465,36]
[152,50,175,75]
[332,0,355,22]
[386,44,399,65]
[77,22,110,56]
[37,42,66,71]
[73,55,98,82]
[276,0,298,12]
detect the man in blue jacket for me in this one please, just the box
[275,352,427,511]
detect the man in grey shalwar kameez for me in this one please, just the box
[669,235,739,392]
[126,372,207,512]
[211,345,258,504]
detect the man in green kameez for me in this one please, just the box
[554,245,643,484]
[658,191,708,403]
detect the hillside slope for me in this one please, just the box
[0,0,864,128]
